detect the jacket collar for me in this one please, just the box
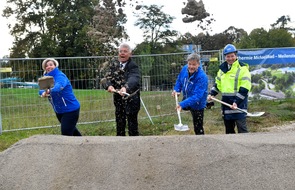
[220,59,238,73]
[45,67,59,77]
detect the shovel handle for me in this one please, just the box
[211,97,247,114]
[112,89,130,96]
[175,93,178,106]
[174,93,183,124]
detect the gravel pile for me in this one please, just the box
[1,130,295,190]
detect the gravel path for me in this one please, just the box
[1,126,295,190]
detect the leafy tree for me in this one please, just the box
[238,27,295,48]
[268,28,294,47]
[134,4,178,54]
[206,61,220,79]
[208,33,232,50]
[248,28,270,48]
[223,26,248,44]
[87,0,128,56]
[177,26,248,51]
[236,34,253,49]
[177,32,227,51]
[271,15,291,29]
[3,0,99,58]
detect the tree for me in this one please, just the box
[134,4,178,53]
[271,15,291,29]
[268,28,294,47]
[271,15,295,38]
[87,0,128,56]
[223,26,248,44]
[238,27,295,48]
[2,0,99,58]
[239,28,269,48]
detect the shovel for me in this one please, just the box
[38,76,54,90]
[111,89,154,125]
[211,97,265,117]
[174,94,189,131]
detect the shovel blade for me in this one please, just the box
[174,124,189,131]
[246,112,265,117]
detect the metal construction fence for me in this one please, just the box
[1,48,295,134]
[0,51,221,133]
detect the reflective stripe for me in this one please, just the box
[234,67,241,93]
[224,109,246,114]
[211,86,219,93]
[222,93,236,96]
[241,76,251,82]
[236,93,245,100]
[62,97,67,107]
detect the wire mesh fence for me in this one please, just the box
[2,49,294,133]
[0,51,221,132]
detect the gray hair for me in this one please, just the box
[186,53,200,62]
[119,43,132,53]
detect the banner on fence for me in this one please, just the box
[238,48,295,65]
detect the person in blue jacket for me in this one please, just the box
[172,53,208,135]
[39,58,82,136]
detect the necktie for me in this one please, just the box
[120,62,126,69]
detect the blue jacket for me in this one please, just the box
[174,65,208,110]
[38,67,80,114]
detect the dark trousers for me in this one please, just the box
[223,118,248,134]
[115,104,139,136]
[190,109,205,135]
[56,108,82,136]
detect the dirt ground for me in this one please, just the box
[1,123,295,190]
[262,121,295,132]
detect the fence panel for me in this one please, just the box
[1,49,294,133]
[1,52,219,132]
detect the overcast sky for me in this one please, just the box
[1,0,295,57]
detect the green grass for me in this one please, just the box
[1,97,294,152]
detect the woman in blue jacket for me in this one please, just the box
[39,58,82,136]
[172,53,208,135]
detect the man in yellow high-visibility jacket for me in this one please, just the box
[208,44,251,134]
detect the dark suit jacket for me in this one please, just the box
[105,58,141,114]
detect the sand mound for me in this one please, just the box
[1,133,295,190]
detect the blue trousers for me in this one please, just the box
[56,108,82,136]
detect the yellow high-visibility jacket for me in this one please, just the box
[210,59,251,120]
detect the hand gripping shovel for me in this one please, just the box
[211,97,265,117]
[38,76,54,97]
[174,94,189,131]
[111,89,154,125]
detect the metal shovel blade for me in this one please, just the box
[246,112,265,117]
[211,97,265,117]
[38,76,54,90]
[174,123,189,131]
[174,94,189,131]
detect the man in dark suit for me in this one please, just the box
[104,43,141,136]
